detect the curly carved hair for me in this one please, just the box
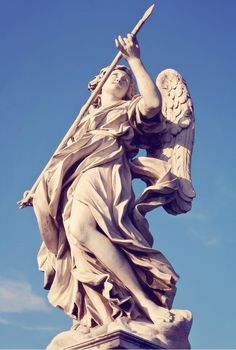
[88,65,137,109]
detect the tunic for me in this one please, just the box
[33,96,179,326]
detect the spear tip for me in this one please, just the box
[143,3,155,21]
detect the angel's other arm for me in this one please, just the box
[116,34,162,119]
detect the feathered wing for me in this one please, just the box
[147,68,195,215]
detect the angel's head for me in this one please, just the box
[88,65,137,108]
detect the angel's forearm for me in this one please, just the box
[128,57,162,118]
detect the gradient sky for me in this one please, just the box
[0,0,236,348]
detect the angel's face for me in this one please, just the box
[102,69,131,99]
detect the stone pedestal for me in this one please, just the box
[64,330,162,349]
[47,314,192,349]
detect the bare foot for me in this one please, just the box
[141,300,175,324]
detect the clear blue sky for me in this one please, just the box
[0,0,235,348]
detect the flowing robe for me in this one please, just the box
[33,96,179,327]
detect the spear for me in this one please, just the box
[18,3,155,208]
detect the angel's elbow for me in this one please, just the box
[139,96,162,119]
[145,101,162,118]
[150,101,162,113]
[148,94,162,111]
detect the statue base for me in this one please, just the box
[46,313,192,349]
[64,330,162,349]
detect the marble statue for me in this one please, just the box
[20,33,195,349]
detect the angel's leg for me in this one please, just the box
[69,200,173,324]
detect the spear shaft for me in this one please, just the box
[19,4,155,208]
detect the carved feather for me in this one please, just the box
[149,68,195,214]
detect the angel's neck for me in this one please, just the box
[100,93,121,107]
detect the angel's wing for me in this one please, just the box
[148,68,195,215]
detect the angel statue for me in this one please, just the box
[19,31,195,349]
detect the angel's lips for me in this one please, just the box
[112,81,122,86]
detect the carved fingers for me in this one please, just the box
[17,190,33,208]
[115,33,140,61]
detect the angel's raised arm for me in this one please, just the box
[116,34,162,119]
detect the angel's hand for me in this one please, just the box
[115,33,140,62]
[17,190,33,208]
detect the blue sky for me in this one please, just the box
[0,0,236,348]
